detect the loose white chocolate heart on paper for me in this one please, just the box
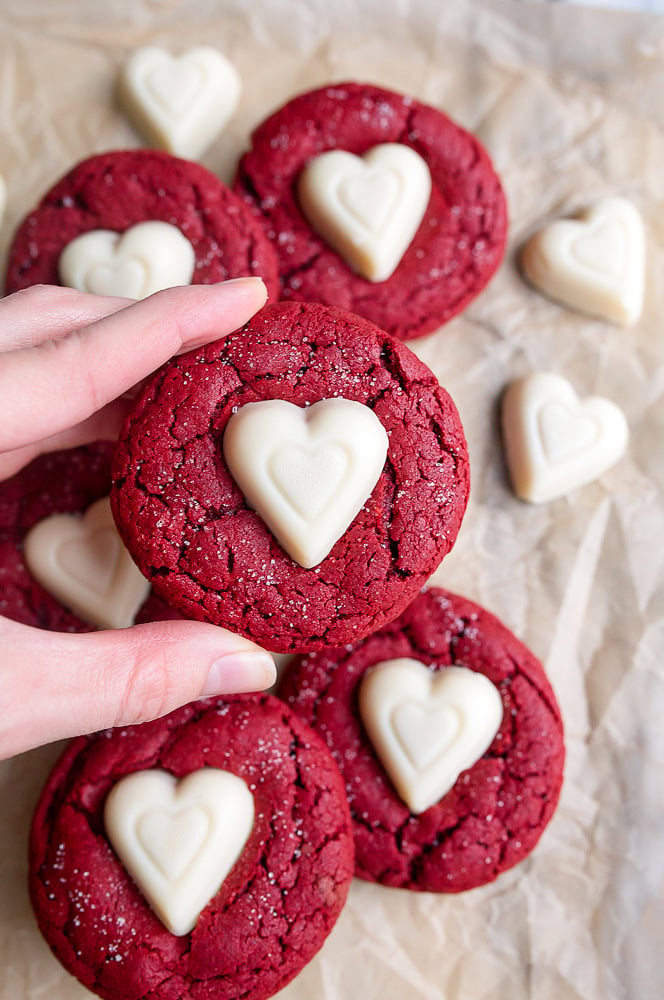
[0,174,6,229]
[104,769,254,937]
[501,373,629,504]
[359,659,503,815]
[223,398,389,568]
[521,197,645,326]
[23,497,150,628]
[118,46,241,159]
[58,220,195,299]
[298,144,432,282]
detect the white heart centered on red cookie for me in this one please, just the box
[501,372,629,504]
[223,398,389,569]
[104,769,254,937]
[521,197,645,326]
[392,701,461,770]
[297,143,431,282]
[58,220,195,300]
[118,46,241,159]
[23,497,150,629]
[359,658,503,815]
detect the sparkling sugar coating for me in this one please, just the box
[29,694,354,1000]
[280,587,565,892]
[111,301,470,653]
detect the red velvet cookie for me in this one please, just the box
[111,301,470,653]
[29,693,354,1000]
[234,82,507,341]
[5,149,279,296]
[279,587,565,892]
[0,444,179,632]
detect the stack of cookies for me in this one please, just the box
[3,80,565,1000]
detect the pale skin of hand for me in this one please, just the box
[0,279,277,760]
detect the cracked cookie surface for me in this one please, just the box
[0,443,179,631]
[5,149,280,296]
[279,587,565,892]
[110,301,470,653]
[29,693,354,1000]
[234,82,508,341]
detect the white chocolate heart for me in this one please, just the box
[521,197,645,326]
[223,398,389,568]
[501,373,629,504]
[104,769,254,936]
[298,144,431,282]
[23,497,150,629]
[0,174,6,229]
[359,659,503,815]
[58,221,195,299]
[118,46,241,159]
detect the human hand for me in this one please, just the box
[0,280,276,759]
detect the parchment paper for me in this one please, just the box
[1,1,663,998]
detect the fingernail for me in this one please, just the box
[217,276,267,297]
[202,650,276,696]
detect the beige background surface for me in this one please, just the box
[0,1,663,998]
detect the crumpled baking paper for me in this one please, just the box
[0,1,663,998]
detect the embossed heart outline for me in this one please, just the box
[118,46,241,159]
[105,769,254,937]
[58,220,195,299]
[522,197,645,326]
[501,373,629,504]
[359,658,503,814]
[222,398,389,568]
[297,143,432,282]
[23,496,150,629]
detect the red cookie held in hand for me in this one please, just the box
[111,301,470,653]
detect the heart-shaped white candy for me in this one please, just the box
[0,174,6,229]
[223,398,389,568]
[502,373,629,504]
[23,497,150,629]
[58,220,195,299]
[359,659,503,815]
[118,46,241,159]
[521,197,645,326]
[298,144,431,282]
[105,769,254,936]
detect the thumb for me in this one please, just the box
[0,617,276,759]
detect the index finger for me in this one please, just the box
[0,284,134,352]
[0,277,267,453]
